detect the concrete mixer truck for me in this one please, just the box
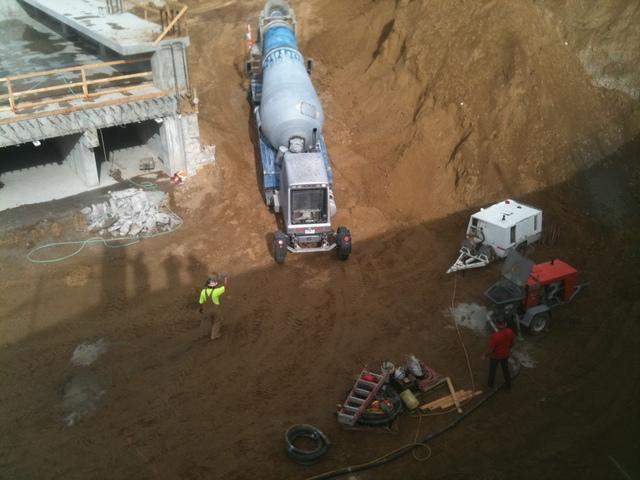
[246,0,352,264]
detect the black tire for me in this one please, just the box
[273,231,288,264]
[516,242,527,253]
[479,244,495,262]
[336,226,352,261]
[528,312,550,335]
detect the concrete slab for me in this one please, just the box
[21,0,189,56]
[0,2,117,80]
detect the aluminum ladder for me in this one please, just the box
[337,370,388,426]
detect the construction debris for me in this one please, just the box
[81,188,180,237]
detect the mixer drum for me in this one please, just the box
[259,25,324,151]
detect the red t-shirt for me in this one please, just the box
[489,328,515,359]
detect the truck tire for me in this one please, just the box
[336,226,351,261]
[528,312,550,335]
[273,231,288,264]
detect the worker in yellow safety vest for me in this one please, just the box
[198,275,227,340]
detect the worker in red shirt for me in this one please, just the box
[485,319,515,391]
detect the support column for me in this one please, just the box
[151,42,190,94]
[158,115,186,174]
[181,113,212,175]
[56,130,99,187]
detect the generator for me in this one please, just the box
[447,199,542,273]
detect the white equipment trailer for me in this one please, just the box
[447,199,542,274]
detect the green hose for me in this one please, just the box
[126,178,159,191]
[26,210,183,264]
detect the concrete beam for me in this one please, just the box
[0,96,177,147]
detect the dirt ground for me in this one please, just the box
[1,1,640,479]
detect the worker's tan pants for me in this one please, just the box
[200,309,223,340]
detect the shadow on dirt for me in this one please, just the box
[0,140,639,480]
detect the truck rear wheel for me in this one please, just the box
[528,312,550,335]
[273,231,288,264]
[336,226,351,261]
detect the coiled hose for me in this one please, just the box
[285,424,331,465]
[357,385,404,427]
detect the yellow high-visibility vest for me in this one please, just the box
[199,286,225,306]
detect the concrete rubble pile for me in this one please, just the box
[81,188,179,236]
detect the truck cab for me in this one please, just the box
[270,152,349,263]
[282,153,333,244]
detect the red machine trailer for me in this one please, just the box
[484,252,586,335]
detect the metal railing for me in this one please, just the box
[0,59,154,114]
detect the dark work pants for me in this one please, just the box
[488,358,511,390]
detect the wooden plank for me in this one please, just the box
[446,377,463,414]
[434,391,472,410]
[0,72,152,101]
[85,72,152,87]
[419,390,471,411]
[0,90,170,125]
[153,5,188,45]
[81,68,89,99]
[3,83,155,114]
[6,79,16,112]
[419,390,482,412]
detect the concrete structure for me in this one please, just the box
[55,131,101,186]
[0,0,211,211]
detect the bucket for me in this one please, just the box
[400,389,419,411]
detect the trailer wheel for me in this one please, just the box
[336,226,351,261]
[479,244,495,262]
[528,312,550,335]
[273,231,288,264]
[461,238,474,252]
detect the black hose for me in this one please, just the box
[285,424,331,465]
[357,385,404,426]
